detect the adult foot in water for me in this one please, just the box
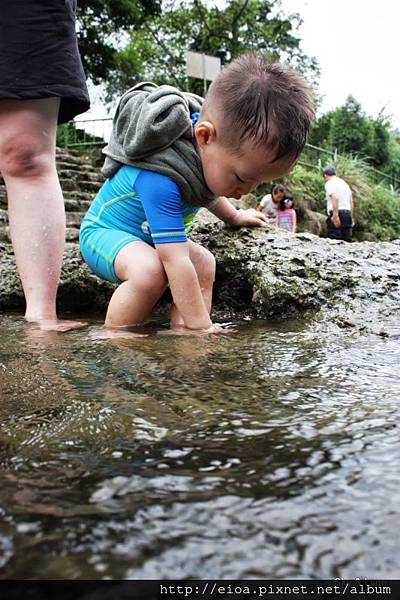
[26,317,88,332]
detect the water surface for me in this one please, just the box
[0,312,399,579]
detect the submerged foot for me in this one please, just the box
[25,317,88,332]
[89,326,148,340]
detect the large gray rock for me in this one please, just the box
[1,223,399,332]
[191,222,400,326]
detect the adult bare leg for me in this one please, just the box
[0,98,86,331]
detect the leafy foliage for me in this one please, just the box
[76,0,161,84]
[387,133,400,183]
[284,164,326,211]
[56,122,104,148]
[100,0,319,99]
[308,95,394,172]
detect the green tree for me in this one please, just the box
[105,0,319,98]
[328,96,374,158]
[308,96,393,172]
[387,132,400,185]
[307,112,333,148]
[370,115,390,169]
[76,0,161,84]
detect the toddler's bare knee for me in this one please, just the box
[0,135,51,179]
[199,248,216,285]
[135,258,168,294]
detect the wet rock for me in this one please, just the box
[1,222,399,331]
[1,144,399,325]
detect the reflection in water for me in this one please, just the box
[0,312,399,578]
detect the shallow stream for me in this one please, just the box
[0,311,399,579]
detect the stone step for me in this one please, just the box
[0,225,10,243]
[0,148,100,220]
[0,187,6,206]
[66,212,85,227]
[56,148,87,164]
[64,190,94,202]
[57,168,104,184]
[66,228,79,242]
[64,199,91,212]
[56,160,87,172]
[59,177,100,193]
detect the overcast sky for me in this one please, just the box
[281,0,400,129]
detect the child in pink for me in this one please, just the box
[276,194,296,233]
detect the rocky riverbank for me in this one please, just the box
[2,216,400,336]
[1,147,399,332]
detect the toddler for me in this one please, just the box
[276,194,297,233]
[80,54,314,334]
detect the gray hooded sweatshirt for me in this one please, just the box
[102,82,217,208]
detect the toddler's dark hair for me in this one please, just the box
[203,53,315,161]
[279,193,294,211]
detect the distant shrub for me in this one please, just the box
[360,185,400,240]
[284,165,326,212]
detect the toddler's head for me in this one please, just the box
[279,193,294,211]
[193,54,314,199]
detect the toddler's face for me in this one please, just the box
[200,138,296,199]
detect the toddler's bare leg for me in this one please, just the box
[106,241,168,327]
[170,241,216,328]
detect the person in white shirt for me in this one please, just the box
[322,165,355,242]
[258,183,285,224]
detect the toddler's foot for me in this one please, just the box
[89,326,148,340]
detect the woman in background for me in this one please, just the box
[258,183,285,224]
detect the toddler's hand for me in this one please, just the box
[201,323,236,335]
[162,323,236,336]
[232,208,267,227]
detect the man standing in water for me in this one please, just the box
[322,165,355,242]
[0,1,90,330]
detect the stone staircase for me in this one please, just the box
[0,147,104,243]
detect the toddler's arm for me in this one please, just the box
[292,208,297,233]
[209,196,267,227]
[156,242,214,331]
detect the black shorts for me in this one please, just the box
[326,210,353,242]
[0,0,90,124]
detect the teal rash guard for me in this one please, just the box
[79,165,200,283]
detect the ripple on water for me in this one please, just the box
[0,313,399,578]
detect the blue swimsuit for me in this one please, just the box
[79,166,199,283]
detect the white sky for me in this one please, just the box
[281,0,400,130]
[79,0,400,133]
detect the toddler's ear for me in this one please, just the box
[194,121,216,148]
